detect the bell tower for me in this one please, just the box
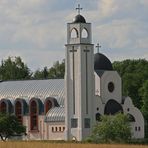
[65,5,95,141]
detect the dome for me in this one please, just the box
[73,14,86,23]
[94,53,113,71]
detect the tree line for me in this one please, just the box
[0,56,65,80]
[0,56,148,140]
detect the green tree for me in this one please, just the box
[33,67,48,79]
[140,80,148,121]
[90,113,131,143]
[48,60,65,79]
[0,113,26,141]
[0,56,31,80]
[113,59,148,109]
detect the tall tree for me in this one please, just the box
[0,56,31,80]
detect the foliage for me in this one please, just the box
[0,113,26,141]
[33,60,65,79]
[113,59,148,109]
[90,113,131,143]
[48,60,65,79]
[0,56,31,80]
[140,80,148,121]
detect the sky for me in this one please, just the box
[0,0,148,71]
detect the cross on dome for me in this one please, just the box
[96,43,101,53]
[76,4,83,14]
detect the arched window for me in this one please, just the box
[15,101,23,124]
[71,28,78,38]
[0,101,7,113]
[45,100,52,114]
[82,28,88,38]
[30,100,38,131]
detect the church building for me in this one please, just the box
[0,8,144,141]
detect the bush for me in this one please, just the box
[89,113,131,143]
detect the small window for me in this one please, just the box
[52,127,54,132]
[71,118,78,128]
[59,127,61,132]
[138,127,141,131]
[84,118,90,128]
[135,127,137,131]
[63,127,65,131]
[71,28,78,38]
[108,82,114,93]
[127,108,130,112]
[55,127,58,132]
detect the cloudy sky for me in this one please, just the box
[0,0,148,71]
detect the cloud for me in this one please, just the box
[0,0,147,71]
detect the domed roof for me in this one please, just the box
[94,53,113,71]
[73,14,86,23]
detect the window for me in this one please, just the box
[15,101,23,124]
[0,101,7,113]
[45,100,52,114]
[135,127,137,131]
[52,127,54,132]
[71,118,78,128]
[108,82,114,93]
[71,28,78,38]
[138,127,141,131]
[82,28,88,38]
[84,118,90,128]
[30,100,38,131]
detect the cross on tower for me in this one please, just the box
[96,43,101,53]
[76,4,83,14]
[84,47,90,114]
[70,47,77,114]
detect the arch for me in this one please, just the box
[45,100,52,114]
[30,100,38,131]
[0,101,7,113]
[81,28,88,38]
[71,28,78,38]
[15,101,23,124]
[104,99,123,115]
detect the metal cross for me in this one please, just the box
[96,43,101,53]
[76,4,83,14]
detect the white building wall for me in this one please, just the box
[100,71,122,104]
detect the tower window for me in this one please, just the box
[15,101,23,124]
[71,28,78,38]
[30,100,38,131]
[45,100,52,114]
[82,28,88,38]
[108,82,115,93]
[0,101,7,113]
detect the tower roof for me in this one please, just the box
[94,53,113,71]
[73,14,86,23]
